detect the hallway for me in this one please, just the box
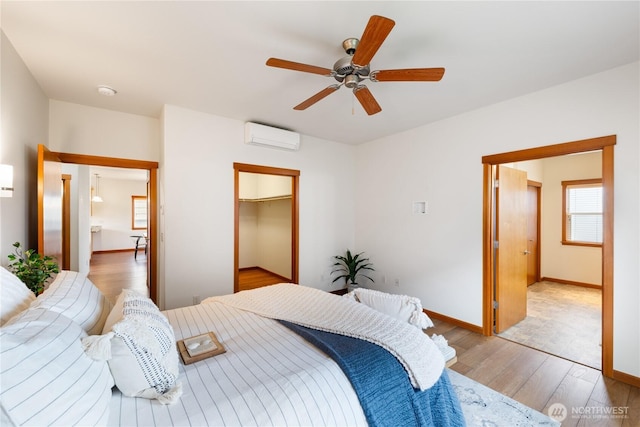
[88,251,148,304]
[497,281,601,370]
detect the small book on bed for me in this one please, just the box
[177,332,226,364]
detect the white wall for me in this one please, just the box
[77,166,91,275]
[355,62,639,377]
[0,32,49,261]
[540,152,602,285]
[161,105,356,309]
[239,172,291,199]
[90,177,147,251]
[239,199,292,278]
[238,201,259,268]
[256,199,292,278]
[49,101,160,161]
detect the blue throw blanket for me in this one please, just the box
[280,321,465,427]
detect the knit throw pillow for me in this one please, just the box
[344,288,434,330]
[83,290,181,404]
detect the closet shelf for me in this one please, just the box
[239,195,292,202]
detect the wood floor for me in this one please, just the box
[88,258,638,425]
[238,267,290,291]
[88,250,148,304]
[498,281,602,370]
[432,319,640,426]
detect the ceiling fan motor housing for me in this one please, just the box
[333,37,372,83]
[333,56,354,78]
[342,38,359,55]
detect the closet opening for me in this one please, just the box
[233,163,300,292]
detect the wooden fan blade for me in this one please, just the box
[294,85,340,110]
[372,67,445,82]
[353,86,382,115]
[266,58,333,76]
[351,15,395,68]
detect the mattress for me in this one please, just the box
[107,300,367,426]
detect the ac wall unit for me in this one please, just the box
[244,122,300,151]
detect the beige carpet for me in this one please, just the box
[497,281,601,370]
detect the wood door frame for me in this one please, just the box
[61,174,72,270]
[482,135,615,378]
[527,180,542,285]
[50,151,159,303]
[233,163,300,293]
[37,145,63,259]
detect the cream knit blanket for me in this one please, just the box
[203,283,444,390]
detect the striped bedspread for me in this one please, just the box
[204,283,444,390]
[108,301,367,426]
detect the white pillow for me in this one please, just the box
[31,270,112,335]
[344,288,434,329]
[0,308,114,426]
[87,290,181,404]
[0,266,36,326]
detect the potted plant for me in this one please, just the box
[332,249,374,292]
[7,242,59,296]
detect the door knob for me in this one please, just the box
[524,250,531,255]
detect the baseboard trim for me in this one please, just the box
[612,370,640,388]
[239,266,291,283]
[540,277,601,289]
[92,249,135,254]
[424,309,483,334]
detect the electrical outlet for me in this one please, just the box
[394,279,400,287]
[193,295,200,305]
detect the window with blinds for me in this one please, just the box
[562,179,602,246]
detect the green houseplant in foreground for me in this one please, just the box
[7,242,59,296]
[332,249,374,292]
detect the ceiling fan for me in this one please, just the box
[266,15,445,116]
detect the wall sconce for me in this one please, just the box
[0,164,14,198]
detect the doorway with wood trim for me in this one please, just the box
[482,135,615,377]
[233,163,299,293]
[37,144,159,303]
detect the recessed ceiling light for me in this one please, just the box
[97,85,117,96]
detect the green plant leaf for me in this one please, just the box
[331,249,375,285]
[7,242,59,296]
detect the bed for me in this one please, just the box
[0,268,464,426]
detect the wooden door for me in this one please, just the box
[495,165,528,333]
[38,144,63,262]
[526,182,541,285]
[61,174,72,270]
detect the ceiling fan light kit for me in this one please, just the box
[266,15,445,115]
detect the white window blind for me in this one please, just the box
[567,184,602,243]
